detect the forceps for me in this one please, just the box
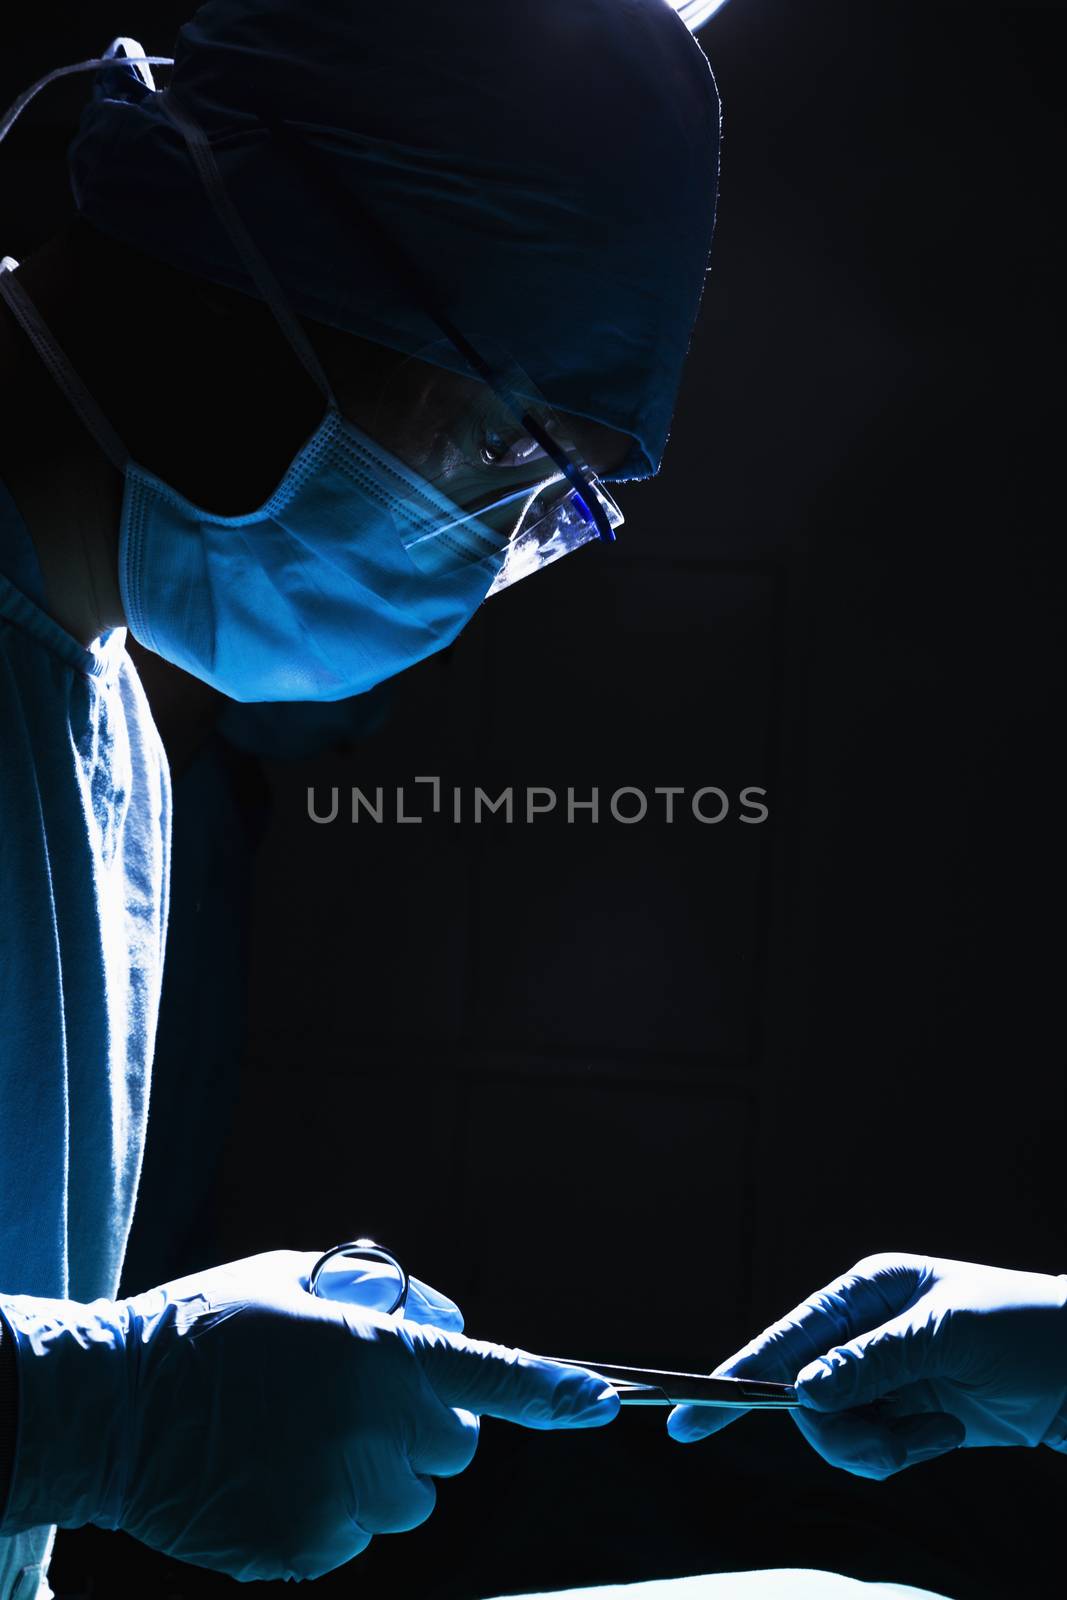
[309,1239,798,1411]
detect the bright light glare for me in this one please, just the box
[670,0,733,32]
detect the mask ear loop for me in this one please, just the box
[1,57,337,467]
[0,42,173,146]
[157,92,339,414]
[0,39,167,469]
[0,259,130,472]
[0,48,335,415]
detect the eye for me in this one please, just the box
[480,428,513,466]
[479,426,548,470]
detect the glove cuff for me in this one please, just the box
[1039,1274,1067,1452]
[0,1294,132,1534]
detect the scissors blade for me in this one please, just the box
[547,1357,799,1409]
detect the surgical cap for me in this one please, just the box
[69,1,721,478]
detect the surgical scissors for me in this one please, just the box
[309,1238,798,1410]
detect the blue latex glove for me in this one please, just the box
[0,1250,618,1581]
[667,1253,1067,1479]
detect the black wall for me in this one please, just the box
[4,4,1063,1597]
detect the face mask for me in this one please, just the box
[0,256,505,700]
[0,266,508,709]
[122,405,510,702]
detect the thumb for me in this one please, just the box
[797,1306,936,1412]
[407,1323,620,1430]
[667,1403,745,1444]
[403,1275,465,1335]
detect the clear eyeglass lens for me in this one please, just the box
[486,478,623,596]
[313,1250,406,1312]
[367,336,623,592]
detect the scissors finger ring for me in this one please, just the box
[308,1236,409,1314]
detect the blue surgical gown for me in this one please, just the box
[0,480,170,1599]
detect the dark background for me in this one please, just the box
[3,2,1063,1597]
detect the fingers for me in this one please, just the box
[346,1454,439,1534]
[404,1275,464,1334]
[735,1255,930,1384]
[793,1406,965,1480]
[665,1255,932,1448]
[407,1404,481,1479]
[407,1324,620,1430]
[666,1339,792,1444]
[795,1301,941,1412]
[336,1339,482,1534]
[339,1340,463,1534]
[667,1403,748,1443]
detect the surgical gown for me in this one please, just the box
[0,480,170,1599]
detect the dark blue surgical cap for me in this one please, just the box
[69,1,721,477]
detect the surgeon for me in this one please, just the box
[0,1,721,1593]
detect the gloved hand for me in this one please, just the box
[667,1253,1067,1479]
[0,1250,618,1580]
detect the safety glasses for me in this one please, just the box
[367,335,623,594]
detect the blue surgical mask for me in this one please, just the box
[119,406,505,702]
[0,258,504,701]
